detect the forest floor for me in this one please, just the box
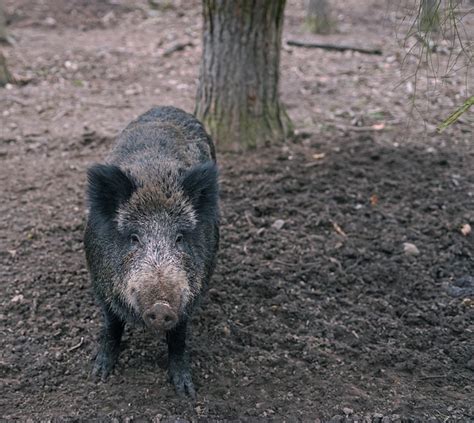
[1,0,473,421]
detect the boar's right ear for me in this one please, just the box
[87,164,136,219]
[182,161,219,222]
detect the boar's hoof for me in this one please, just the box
[144,302,178,332]
[91,347,119,382]
[169,360,196,399]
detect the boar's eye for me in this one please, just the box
[130,233,141,246]
[175,233,184,247]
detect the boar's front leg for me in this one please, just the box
[166,319,195,398]
[92,306,124,381]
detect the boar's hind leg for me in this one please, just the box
[166,319,195,399]
[92,306,124,381]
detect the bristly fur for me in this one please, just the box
[182,162,219,225]
[87,164,137,221]
[84,106,219,394]
[84,106,219,322]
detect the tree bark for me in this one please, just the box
[195,0,292,151]
[305,0,333,34]
[0,51,14,86]
[0,0,8,44]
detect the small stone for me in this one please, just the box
[343,407,353,415]
[446,275,474,298]
[271,219,285,230]
[403,242,420,256]
[44,16,57,27]
[11,294,24,303]
[220,324,231,336]
[461,223,471,236]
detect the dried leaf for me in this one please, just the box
[371,122,385,130]
[370,194,379,206]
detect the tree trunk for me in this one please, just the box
[195,0,292,151]
[305,0,333,34]
[0,0,8,44]
[0,51,14,86]
[419,0,439,33]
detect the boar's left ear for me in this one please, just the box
[181,161,219,222]
[87,164,136,220]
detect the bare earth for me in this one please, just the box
[1,0,473,421]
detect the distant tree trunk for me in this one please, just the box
[305,0,333,34]
[195,0,292,151]
[0,51,14,86]
[0,0,8,43]
[0,2,13,87]
[419,0,439,32]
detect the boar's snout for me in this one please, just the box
[144,302,178,332]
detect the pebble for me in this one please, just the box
[446,275,474,298]
[461,223,471,236]
[11,294,24,303]
[343,407,353,415]
[271,219,285,230]
[403,242,420,255]
[43,16,57,27]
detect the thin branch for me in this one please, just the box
[287,40,382,55]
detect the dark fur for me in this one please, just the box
[84,107,219,397]
[87,164,136,221]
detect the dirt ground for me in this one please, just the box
[1,0,473,421]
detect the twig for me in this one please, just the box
[81,100,129,109]
[67,337,84,352]
[29,298,38,320]
[336,124,388,133]
[419,373,447,380]
[162,41,193,57]
[437,95,474,132]
[331,221,347,237]
[287,40,383,55]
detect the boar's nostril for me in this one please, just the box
[144,302,178,331]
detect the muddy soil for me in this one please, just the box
[1,0,473,421]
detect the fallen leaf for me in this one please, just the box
[461,223,471,236]
[370,194,379,206]
[371,122,385,130]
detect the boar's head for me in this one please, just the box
[87,161,218,332]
